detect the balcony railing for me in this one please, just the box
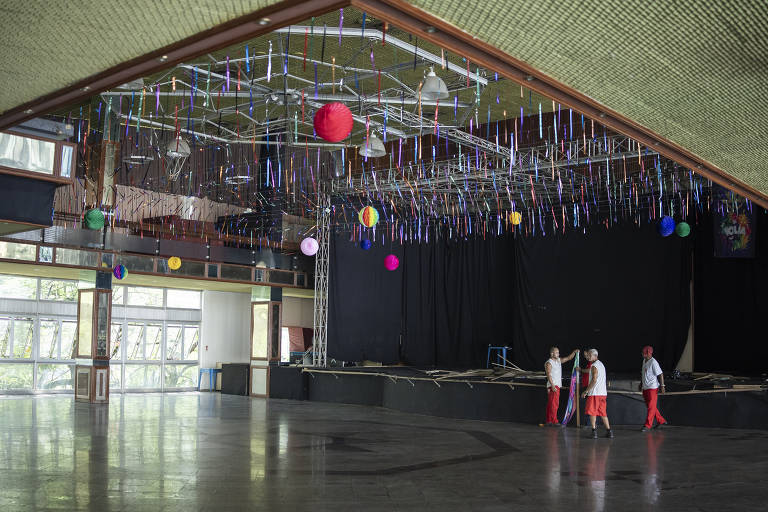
[0,238,309,289]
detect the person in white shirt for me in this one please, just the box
[638,345,667,432]
[579,349,613,438]
[544,346,579,426]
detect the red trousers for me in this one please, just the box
[546,387,560,423]
[643,388,666,428]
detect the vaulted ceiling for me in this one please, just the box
[1,0,766,202]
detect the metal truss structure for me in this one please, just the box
[312,191,331,368]
[329,134,662,215]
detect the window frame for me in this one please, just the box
[0,274,201,394]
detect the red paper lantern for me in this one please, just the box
[313,102,354,142]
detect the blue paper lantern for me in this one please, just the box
[658,216,676,237]
[360,239,372,250]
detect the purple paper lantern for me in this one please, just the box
[384,254,399,271]
[300,237,319,256]
[113,264,127,280]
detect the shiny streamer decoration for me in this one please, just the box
[561,352,579,425]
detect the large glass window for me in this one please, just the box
[164,364,198,388]
[110,323,122,360]
[0,241,36,261]
[0,317,34,359]
[0,363,33,390]
[126,287,163,307]
[0,132,55,174]
[0,275,37,299]
[166,289,201,309]
[39,319,77,360]
[0,275,200,393]
[112,286,124,305]
[166,324,199,361]
[0,318,10,358]
[38,319,59,359]
[39,279,78,301]
[37,364,73,390]
[125,364,161,389]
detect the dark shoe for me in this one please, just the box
[591,429,598,439]
[606,429,614,438]
[653,422,668,429]
[641,426,650,432]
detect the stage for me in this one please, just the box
[270,366,768,430]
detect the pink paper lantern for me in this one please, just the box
[384,254,399,271]
[300,237,319,256]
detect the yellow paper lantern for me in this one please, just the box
[167,257,182,270]
[510,211,522,226]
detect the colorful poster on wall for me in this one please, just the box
[713,185,755,258]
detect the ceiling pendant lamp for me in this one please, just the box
[421,66,449,101]
[359,133,387,158]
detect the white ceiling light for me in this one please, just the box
[421,67,449,101]
[167,137,191,158]
[116,78,145,90]
[359,134,386,158]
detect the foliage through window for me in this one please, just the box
[0,275,37,300]
[39,279,78,301]
[0,274,200,392]
[111,286,124,305]
[126,287,163,307]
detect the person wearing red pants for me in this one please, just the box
[544,347,579,426]
[639,345,667,432]
[580,349,613,438]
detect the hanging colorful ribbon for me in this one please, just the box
[561,352,580,425]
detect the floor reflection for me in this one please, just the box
[0,394,766,511]
[583,438,610,512]
[644,432,664,505]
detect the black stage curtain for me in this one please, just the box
[0,174,56,226]
[327,231,403,363]
[328,223,691,372]
[400,236,516,368]
[694,210,768,373]
[512,223,691,373]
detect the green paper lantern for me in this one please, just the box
[84,209,105,230]
[675,221,691,238]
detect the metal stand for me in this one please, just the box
[576,376,580,427]
[312,193,331,368]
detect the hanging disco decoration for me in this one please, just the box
[358,206,379,228]
[384,254,399,271]
[658,216,676,237]
[84,209,105,230]
[113,264,127,280]
[167,257,182,270]
[300,237,319,256]
[675,221,691,237]
[313,102,353,142]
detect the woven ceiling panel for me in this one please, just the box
[0,0,280,114]
[408,0,768,196]
[1,1,766,196]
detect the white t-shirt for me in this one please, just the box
[587,360,607,396]
[642,357,663,390]
[545,358,561,389]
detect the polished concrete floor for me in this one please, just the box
[0,394,766,511]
